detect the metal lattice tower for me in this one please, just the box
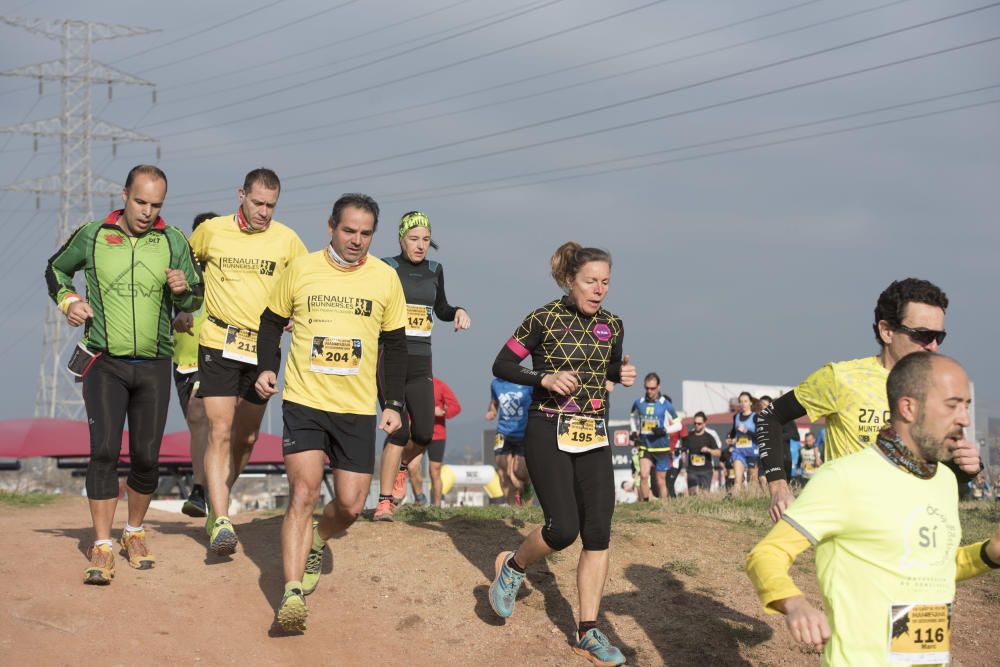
[0,17,160,418]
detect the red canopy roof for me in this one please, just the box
[0,418,284,464]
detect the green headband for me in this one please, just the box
[399,212,430,238]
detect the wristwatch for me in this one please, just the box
[384,399,404,411]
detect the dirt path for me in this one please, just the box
[1,497,996,666]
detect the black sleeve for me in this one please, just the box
[432,265,460,322]
[757,391,807,483]
[605,318,624,383]
[256,307,289,375]
[380,327,408,405]
[492,345,544,387]
[943,458,983,486]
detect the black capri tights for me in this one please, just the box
[82,357,171,500]
[523,414,615,551]
[379,354,435,447]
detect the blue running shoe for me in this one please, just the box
[488,550,525,619]
[573,628,626,666]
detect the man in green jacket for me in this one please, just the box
[46,164,203,585]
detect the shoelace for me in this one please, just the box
[90,545,112,566]
[125,532,149,556]
[305,548,323,572]
[500,563,524,602]
[583,629,611,648]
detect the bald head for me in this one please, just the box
[888,352,971,463]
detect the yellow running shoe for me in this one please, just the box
[277,585,308,632]
[209,517,238,556]
[83,543,115,585]
[302,521,329,596]
[120,529,156,570]
[205,508,216,537]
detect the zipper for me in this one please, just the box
[130,235,138,357]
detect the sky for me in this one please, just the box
[1,0,998,447]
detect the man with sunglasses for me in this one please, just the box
[758,278,982,522]
[681,411,721,495]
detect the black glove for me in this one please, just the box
[651,426,667,439]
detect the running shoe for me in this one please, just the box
[413,492,428,506]
[209,517,238,555]
[372,498,396,522]
[488,551,525,619]
[391,469,407,503]
[302,521,329,596]
[120,529,156,570]
[83,543,115,585]
[182,486,208,518]
[573,628,626,666]
[276,586,308,632]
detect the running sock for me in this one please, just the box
[508,553,526,573]
[191,484,205,494]
[285,580,303,595]
[124,523,144,534]
[578,621,598,640]
[378,494,395,504]
[398,464,407,472]
[94,539,113,548]
[312,525,326,550]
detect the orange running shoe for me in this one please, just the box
[372,497,397,522]
[120,529,156,570]
[84,543,115,585]
[391,468,407,503]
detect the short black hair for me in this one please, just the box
[873,278,948,346]
[243,168,280,194]
[125,164,167,191]
[760,395,773,403]
[644,372,660,385]
[330,193,380,230]
[694,411,707,421]
[192,212,217,232]
[886,351,937,421]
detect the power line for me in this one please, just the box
[363,84,1000,201]
[154,0,911,164]
[168,10,1000,204]
[145,0,666,132]
[111,0,288,63]
[277,94,1000,211]
[137,0,365,75]
[132,0,507,106]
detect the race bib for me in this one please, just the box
[309,336,362,375]
[640,419,658,434]
[804,463,815,473]
[556,415,609,453]
[405,304,433,337]
[736,436,752,448]
[691,454,706,467]
[222,326,258,364]
[494,433,505,452]
[727,467,736,479]
[888,603,951,664]
[175,362,198,374]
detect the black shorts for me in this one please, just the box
[281,401,376,474]
[497,435,525,457]
[427,439,446,464]
[687,469,712,489]
[197,345,267,405]
[173,367,200,419]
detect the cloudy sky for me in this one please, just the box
[1,0,997,446]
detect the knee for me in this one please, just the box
[334,495,364,522]
[411,427,433,448]
[542,522,579,552]
[289,482,320,513]
[127,467,159,496]
[208,419,232,444]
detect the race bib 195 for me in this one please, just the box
[557,415,609,453]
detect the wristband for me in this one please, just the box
[981,540,1000,569]
[384,399,404,411]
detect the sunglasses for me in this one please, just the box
[693,421,705,427]
[896,324,946,347]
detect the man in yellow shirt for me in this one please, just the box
[254,193,408,632]
[758,278,981,521]
[188,169,308,555]
[746,352,999,666]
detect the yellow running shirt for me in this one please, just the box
[267,250,406,415]
[189,214,307,351]
[781,447,962,666]
[794,355,888,461]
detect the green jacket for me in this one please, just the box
[46,210,204,359]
